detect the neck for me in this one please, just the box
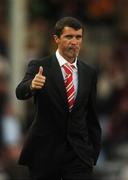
[67,58,75,64]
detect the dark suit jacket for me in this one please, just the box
[16,54,101,169]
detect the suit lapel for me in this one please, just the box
[49,55,69,109]
[72,60,86,112]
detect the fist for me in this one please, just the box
[31,66,46,90]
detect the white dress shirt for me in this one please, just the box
[56,50,78,99]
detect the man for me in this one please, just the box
[16,17,101,180]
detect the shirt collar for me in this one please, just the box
[56,49,78,69]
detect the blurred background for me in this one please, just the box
[0,0,128,179]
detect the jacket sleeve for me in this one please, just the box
[87,69,102,165]
[15,60,39,100]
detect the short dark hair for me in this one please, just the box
[54,17,84,37]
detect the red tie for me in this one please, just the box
[63,63,75,111]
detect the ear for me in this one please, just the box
[53,35,60,44]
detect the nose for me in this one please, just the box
[71,37,78,45]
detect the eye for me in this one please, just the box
[76,35,82,40]
[65,35,73,39]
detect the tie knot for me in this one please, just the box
[63,63,74,75]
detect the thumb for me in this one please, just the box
[38,66,43,75]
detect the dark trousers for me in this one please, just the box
[29,142,93,180]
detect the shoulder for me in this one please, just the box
[27,55,52,67]
[79,60,98,86]
[24,55,53,75]
[78,59,97,77]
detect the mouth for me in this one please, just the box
[67,47,79,58]
[69,46,79,52]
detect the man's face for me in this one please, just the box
[54,26,83,62]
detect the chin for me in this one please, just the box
[71,53,78,58]
[69,55,76,59]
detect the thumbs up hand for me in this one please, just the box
[31,66,46,90]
